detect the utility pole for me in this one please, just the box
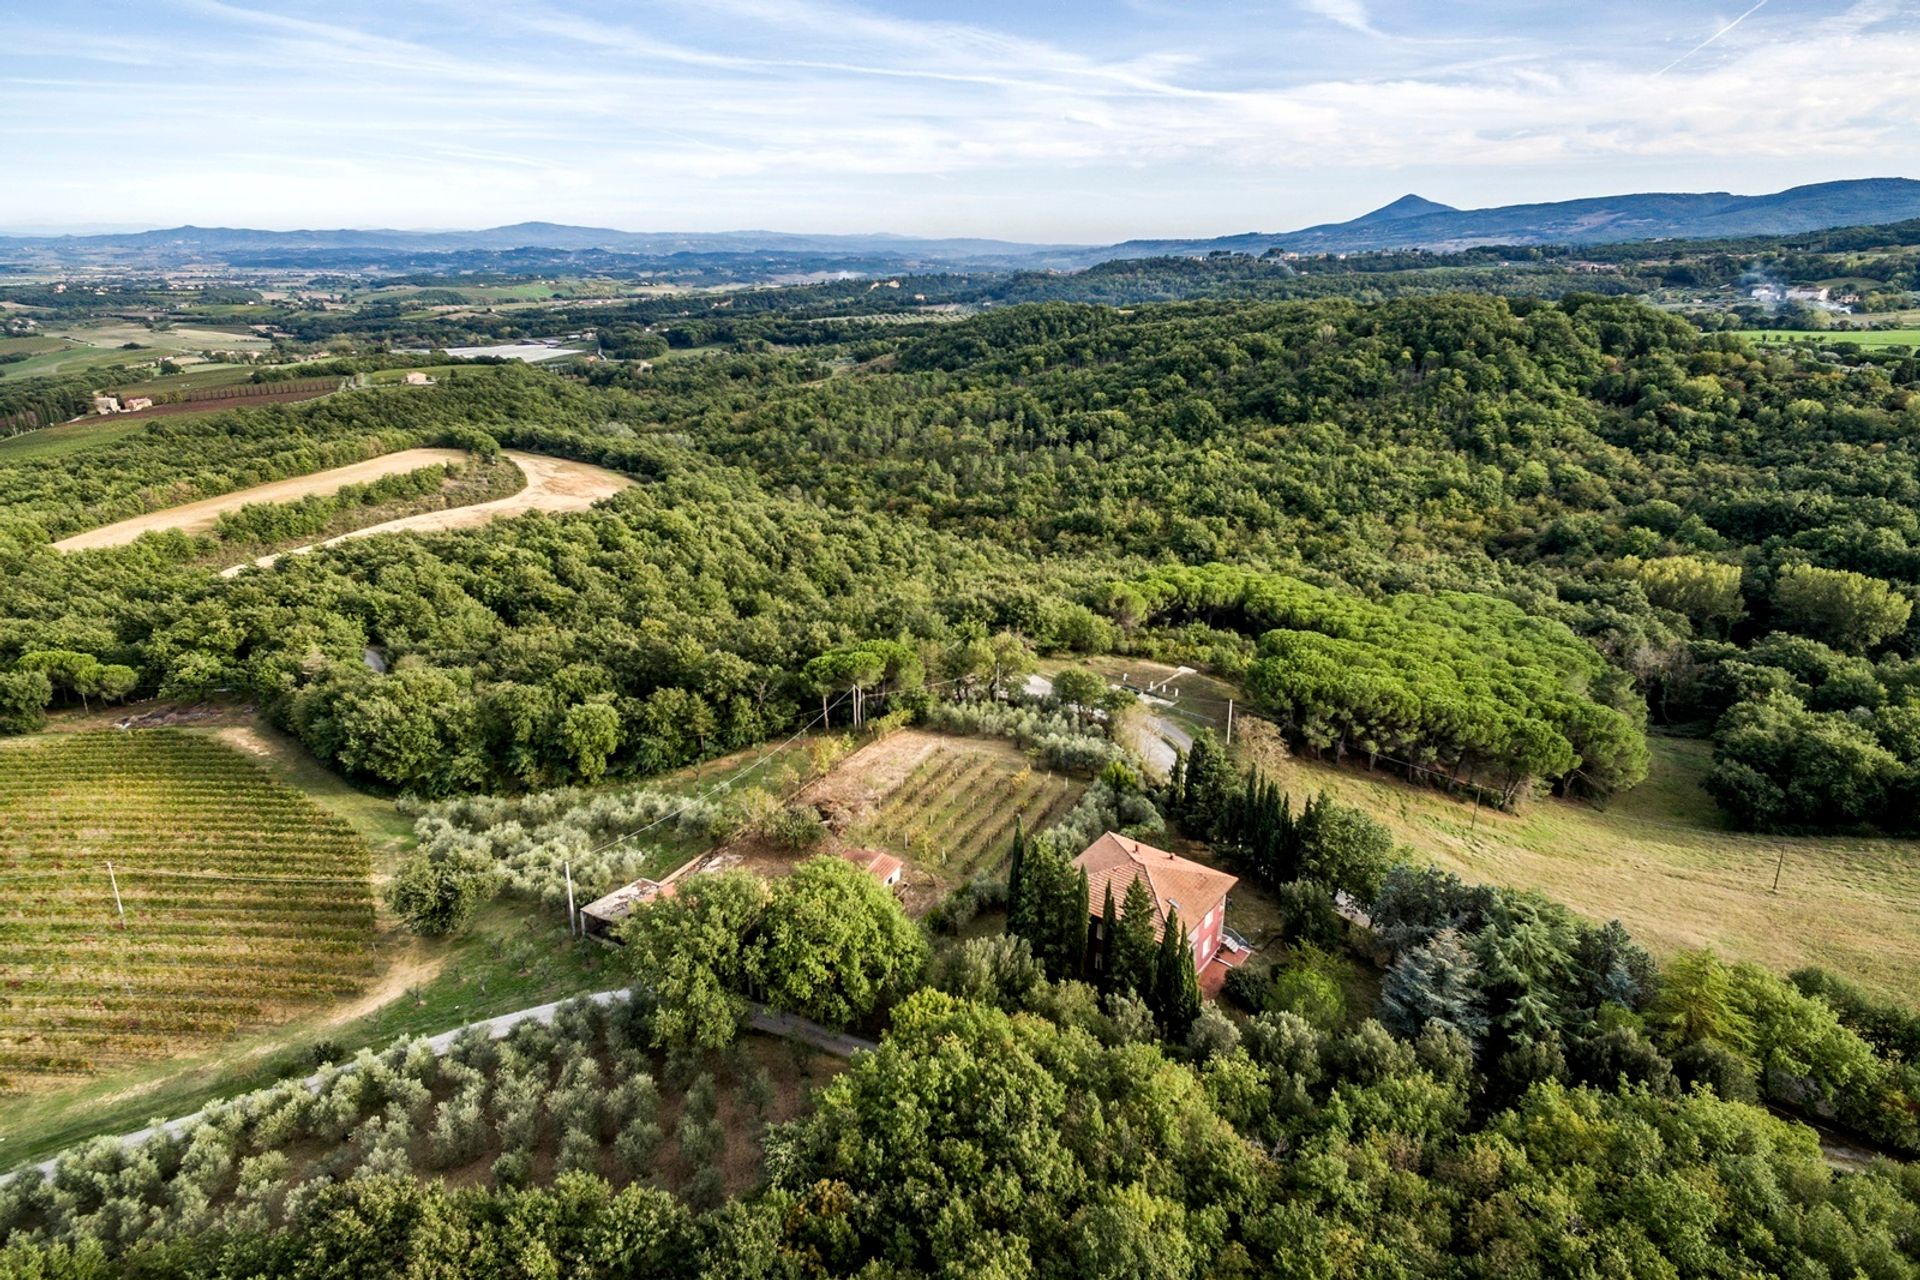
[1225,698,1235,745]
[106,860,126,929]
[564,860,578,937]
[1771,844,1786,894]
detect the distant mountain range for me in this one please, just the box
[5,178,1919,275]
[0,223,1085,271]
[1090,178,1920,260]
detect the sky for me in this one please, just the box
[4,0,1919,242]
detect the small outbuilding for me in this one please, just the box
[838,847,904,888]
[579,878,674,941]
[579,853,708,943]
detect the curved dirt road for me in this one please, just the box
[52,448,472,551]
[220,450,631,577]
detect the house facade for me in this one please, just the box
[1073,831,1237,973]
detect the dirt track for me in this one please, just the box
[53,448,471,551]
[221,451,630,576]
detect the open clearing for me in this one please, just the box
[48,321,273,353]
[52,447,470,550]
[1745,328,1920,349]
[0,416,149,462]
[225,450,631,574]
[1251,731,1920,1003]
[0,731,377,1091]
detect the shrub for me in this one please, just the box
[386,844,499,935]
[615,1119,663,1179]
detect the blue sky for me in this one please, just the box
[4,0,1918,240]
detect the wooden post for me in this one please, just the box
[1771,844,1786,894]
[564,860,577,937]
[106,860,126,928]
[1225,698,1235,745]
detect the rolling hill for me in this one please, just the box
[5,178,1919,274]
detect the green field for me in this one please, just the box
[1249,731,1920,1003]
[1746,328,1920,349]
[0,900,611,1169]
[107,362,263,396]
[0,715,616,1167]
[0,731,378,1089]
[0,416,149,461]
[0,338,147,380]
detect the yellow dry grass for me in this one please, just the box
[1261,732,1920,1002]
[224,451,630,575]
[53,448,470,551]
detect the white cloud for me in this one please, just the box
[1299,0,1383,37]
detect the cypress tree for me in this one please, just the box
[1069,867,1090,980]
[1005,819,1028,933]
[1111,875,1159,999]
[1096,880,1119,990]
[1182,733,1234,839]
[1009,836,1084,982]
[1151,909,1202,1038]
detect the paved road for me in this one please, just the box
[749,1006,878,1057]
[4,989,872,1184]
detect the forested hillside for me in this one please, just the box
[4,293,1920,827]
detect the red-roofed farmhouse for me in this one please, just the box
[1074,831,1238,973]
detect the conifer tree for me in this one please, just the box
[1380,928,1488,1046]
[1110,875,1160,999]
[1005,819,1028,933]
[1181,733,1234,839]
[1095,880,1119,990]
[1070,867,1090,980]
[1150,909,1202,1038]
[1007,835,1088,981]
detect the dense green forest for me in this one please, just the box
[8,280,1920,1277]
[5,292,1920,826]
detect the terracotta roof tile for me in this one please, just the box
[840,847,904,883]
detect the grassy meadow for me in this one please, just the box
[0,416,149,461]
[1745,328,1920,349]
[1249,731,1920,1003]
